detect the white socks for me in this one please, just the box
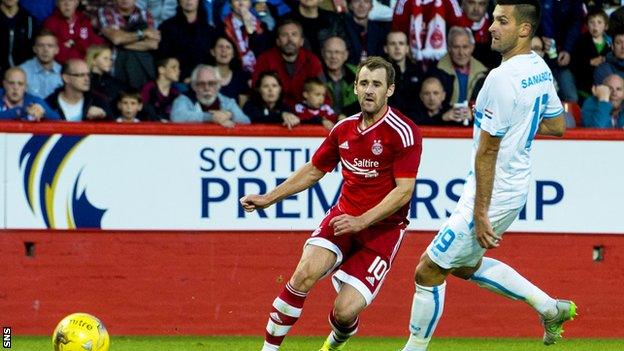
[469,257,557,317]
[402,282,446,351]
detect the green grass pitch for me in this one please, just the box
[11,336,624,351]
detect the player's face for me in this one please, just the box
[489,5,521,56]
[354,66,394,116]
[462,0,487,22]
[384,32,409,62]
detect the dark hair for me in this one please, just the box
[253,71,284,104]
[35,28,57,42]
[155,57,178,70]
[118,90,142,103]
[355,56,395,86]
[209,34,242,71]
[587,9,609,26]
[496,0,541,37]
[276,18,303,36]
[303,77,325,92]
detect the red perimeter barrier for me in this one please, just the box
[1,230,622,338]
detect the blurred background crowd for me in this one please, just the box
[1,0,623,129]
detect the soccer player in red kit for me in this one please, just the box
[240,56,423,351]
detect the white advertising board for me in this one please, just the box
[3,133,623,233]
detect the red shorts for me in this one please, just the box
[305,206,407,305]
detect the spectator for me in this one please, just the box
[581,73,624,128]
[0,0,39,71]
[243,70,297,125]
[20,30,63,99]
[222,0,270,73]
[46,59,112,121]
[136,0,177,27]
[412,75,451,126]
[0,67,60,120]
[531,36,545,57]
[594,28,624,84]
[321,36,358,118]
[86,44,126,108]
[384,30,426,119]
[209,35,250,107]
[202,0,227,27]
[436,26,487,106]
[116,89,142,122]
[18,0,55,24]
[98,0,160,89]
[284,0,344,57]
[80,0,116,27]
[446,0,500,69]
[294,77,337,130]
[43,0,105,64]
[140,57,180,121]
[171,64,250,126]
[158,0,215,82]
[342,0,387,65]
[540,0,584,102]
[253,19,324,108]
[220,0,290,30]
[572,9,612,101]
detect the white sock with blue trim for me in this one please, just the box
[469,257,557,317]
[402,282,446,351]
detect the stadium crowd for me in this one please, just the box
[1,0,623,128]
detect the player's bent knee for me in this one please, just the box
[332,300,360,325]
[416,255,448,286]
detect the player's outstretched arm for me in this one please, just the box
[331,177,415,236]
[239,161,326,212]
[474,130,502,249]
[537,114,566,137]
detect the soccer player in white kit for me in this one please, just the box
[401,1,576,350]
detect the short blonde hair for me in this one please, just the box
[85,45,111,69]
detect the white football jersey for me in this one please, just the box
[457,51,563,219]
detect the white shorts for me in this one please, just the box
[426,208,521,269]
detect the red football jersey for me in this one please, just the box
[312,106,422,225]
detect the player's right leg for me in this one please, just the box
[262,244,338,351]
[401,252,450,351]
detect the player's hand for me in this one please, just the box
[239,194,271,212]
[474,215,501,249]
[329,214,367,236]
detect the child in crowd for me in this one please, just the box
[116,91,143,123]
[294,78,337,130]
[140,57,181,122]
[572,9,612,101]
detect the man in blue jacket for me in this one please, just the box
[0,67,60,121]
[581,73,624,128]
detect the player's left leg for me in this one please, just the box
[320,225,407,350]
[452,208,577,344]
[319,284,366,351]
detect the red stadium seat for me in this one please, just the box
[563,101,582,127]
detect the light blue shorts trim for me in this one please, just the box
[426,208,521,269]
